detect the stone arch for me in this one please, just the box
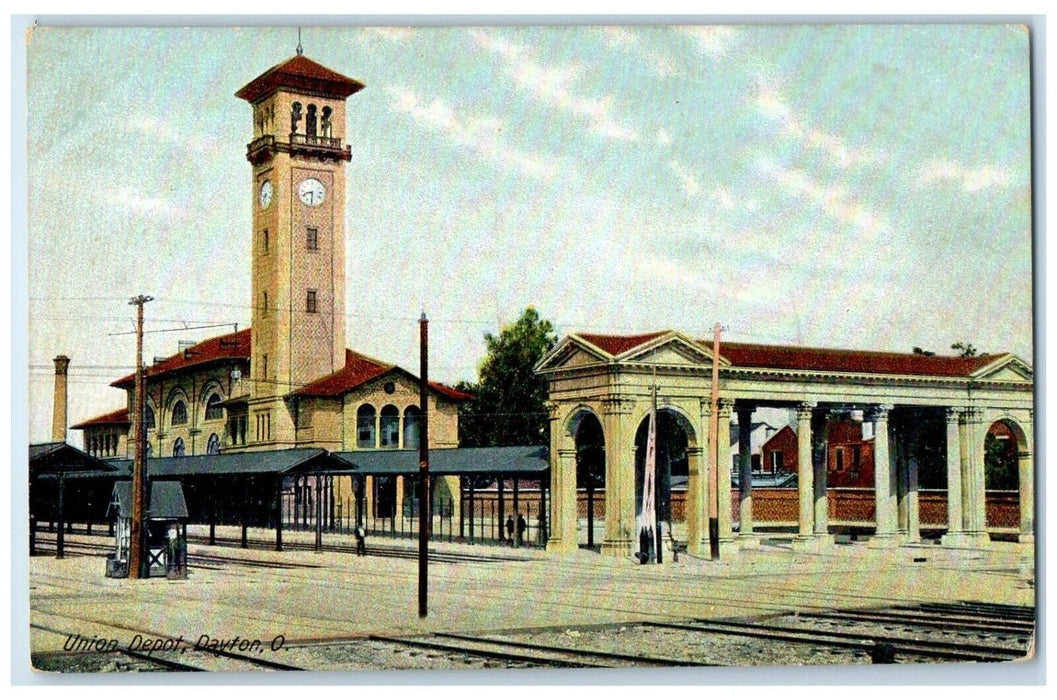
[172,437,185,457]
[984,416,1030,534]
[569,406,606,549]
[380,404,400,448]
[633,407,694,527]
[356,403,376,448]
[403,405,422,449]
[165,387,190,427]
[199,380,226,421]
[206,432,221,455]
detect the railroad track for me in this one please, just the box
[643,606,1030,664]
[369,631,705,668]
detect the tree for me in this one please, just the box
[951,342,979,357]
[912,346,935,356]
[457,307,558,447]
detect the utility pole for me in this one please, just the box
[128,294,153,579]
[708,322,721,560]
[418,312,430,618]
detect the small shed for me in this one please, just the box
[107,481,189,579]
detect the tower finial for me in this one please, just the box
[296,27,303,56]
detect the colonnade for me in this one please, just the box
[547,397,1034,557]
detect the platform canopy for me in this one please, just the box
[103,448,354,479]
[29,442,119,479]
[332,446,549,476]
[109,481,189,520]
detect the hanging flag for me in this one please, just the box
[639,385,657,563]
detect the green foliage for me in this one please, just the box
[457,307,558,448]
[985,432,1018,490]
[951,342,979,357]
[912,346,935,356]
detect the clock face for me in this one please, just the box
[258,180,273,209]
[298,177,326,206]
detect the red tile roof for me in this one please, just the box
[71,407,130,430]
[572,332,1003,378]
[293,349,472,401]
[295,349,394,397]
[112,328,251,388]
[704,341,999,378]
[236,54,365,103]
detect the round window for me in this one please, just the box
[384,381,396,394]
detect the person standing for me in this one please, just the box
[505,514,514,546]
[355,523,366,556]
[516,513,527,548]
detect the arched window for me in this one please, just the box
[291,102,302,133]
[173,437,185,458]
[171,400,188,426]
[357,404,377,448]
[380,405,400,448]
[205,393,224,421]
[207,433,220,455]
[145,405,156,430]
[306,104,317,138]
[321,106,332,137]
[403,405,422,449]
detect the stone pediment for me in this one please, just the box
[535,336,609,373]
[618,332,722,368]
[971,354,1034,382]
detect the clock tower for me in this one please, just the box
[237,53,364,445]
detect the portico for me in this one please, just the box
[536,331,1033,558]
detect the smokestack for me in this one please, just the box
[52,355,70,443]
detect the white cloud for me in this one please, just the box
[101,186,183,216]
[602,27,679,78]
[757,159,890,237]
[385,85,559,180]
[655,128,672,146]
[669,158,701,197]
[754,87,880,168]
[915,159,1011,192]
[469,29,639,142]
[677,26,739,57]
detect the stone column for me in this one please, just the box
[715,399,737,555]
[903,417,921,544]
[1018,412,1034,544]
[545,403,577,553]
[736,405,758,547]
[940,408,965,547]
[364,475,374,522]
[867,404,900,547]
[601,396,635,557]
[812,409,831,540]
[962,408,989,545]
[685,443,709,556]
[792,402,817,551]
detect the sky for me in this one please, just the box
[23,23,1034,443]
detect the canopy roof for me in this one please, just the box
[334,446,549,476]
[110,481,189,520]
[29,442,120,478]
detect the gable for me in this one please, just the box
[972,355,1034,382]
[620,333,720,367]
[535,336,610,373]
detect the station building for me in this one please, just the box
[69,52,471,521]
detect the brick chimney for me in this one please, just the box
[52,355,70,443]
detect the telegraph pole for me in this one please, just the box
[418,313,430,618]
[708,322,721,560]
[128,294,153,579]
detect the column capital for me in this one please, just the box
[544,400,562,420]
[795,401,817,422]
[601,394,634,415]
[557,447,578,459]
[960,407,983,424]
[735,404,755,421]
[716,397,734,417]
[865,404,893,422]
[944,407,960,423]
